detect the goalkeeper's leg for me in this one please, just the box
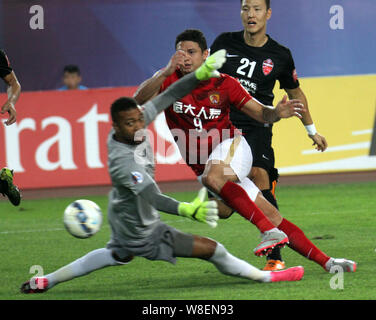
[20,248,133,293]
[187,236,303,283]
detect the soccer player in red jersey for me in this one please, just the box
[136,30,305,256]
[134,29,356,272]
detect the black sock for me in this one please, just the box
[261,189,279,210]
[267,246,282,261]
[262,189,282,261]
[0,180,6,194]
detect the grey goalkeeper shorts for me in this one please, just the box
[106,222,194,264]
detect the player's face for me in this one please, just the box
[241,0,271,35]
[176,41,209,75]
[113,108,146,145]
[63,72,82,90]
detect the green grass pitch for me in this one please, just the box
[1,181,375,300]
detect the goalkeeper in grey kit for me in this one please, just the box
[21,50,303,294]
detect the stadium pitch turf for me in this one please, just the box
[0,181,375,300]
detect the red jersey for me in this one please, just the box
[160,70,252,176]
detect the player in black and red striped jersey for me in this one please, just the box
[134,29,356,273]
[210,0,328,270]
[0,49,21,206]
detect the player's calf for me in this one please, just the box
[211,199,234,219]
[190,235,218,260]
[254,191,282,227]
[261,188,284,265]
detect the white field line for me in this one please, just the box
[352,129,372,136]
[0,227,65,235]
[0,219,187,235]
[302,141,370,155]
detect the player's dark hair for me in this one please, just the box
[63,64,81,75]
[175,29,208,52]
[240,0,270,9]
[111,97,139,123]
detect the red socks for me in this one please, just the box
[278,218,330,268]
[220,181,331,268]
[219,181,275,233]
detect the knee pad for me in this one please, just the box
[111,251,134,265]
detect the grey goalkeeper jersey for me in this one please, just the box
[107,72,200,242]
[107,127,159,242]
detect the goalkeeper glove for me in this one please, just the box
[195,49,227,81]
[178,187,219,228]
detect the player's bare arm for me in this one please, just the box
[285,87,328,152]
[134,50,187,105]
[240,94,305,124]
[1,71,21,126]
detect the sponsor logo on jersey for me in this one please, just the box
[237,78,257,94]
[262,59,274,76]
[209,92,221,105]
[131,171,143,184]
[172,101,222,119]
[293,69,298,82]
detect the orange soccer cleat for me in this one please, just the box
[263,259,286,271]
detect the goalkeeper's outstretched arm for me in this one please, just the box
[141,50,227,126]
[139,183,180,215]
[139,184,219,228]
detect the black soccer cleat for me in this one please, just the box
[0,167,21,206]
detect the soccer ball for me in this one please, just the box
[63,199,103,239]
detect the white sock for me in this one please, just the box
[45,248,120,288]
[325,257,335,271]
[208,243,271,282]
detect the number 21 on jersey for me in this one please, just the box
[236,58,256,79]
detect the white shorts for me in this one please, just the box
[208,135,253,181]
[198,135,260,202]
